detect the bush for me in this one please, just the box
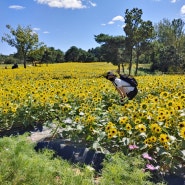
[0,134,94,185]
[99,152,166,185]
[4,57,19,64]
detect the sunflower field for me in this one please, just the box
[0,62,185,174]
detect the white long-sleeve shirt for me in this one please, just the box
[113,78,135,94]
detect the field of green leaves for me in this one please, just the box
[0,62,185,174]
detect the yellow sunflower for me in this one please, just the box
[109,127,117,137]
[75,117,81,123]
[140,102,148,110]
[134,118,142,124]
[160,91,169,98]
[107,127,117,139]
[89,126,94,132]
[118,131,124,137]
[119,116,128,124]
[144,138,149,145]
[105,122,115,132]
[163,143,169,150]
[180,127,185,139]
[150,123,161,134]
[108,133,113,139]
[137,124,146,133]
[159,134,170,143]
[150,136,157,143]
[179,121,185,128]
[175,102,183,110]
[105,125,112,133]
[125,123,132,131]
[166,100,174,108]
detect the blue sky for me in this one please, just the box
[0,0,185,55]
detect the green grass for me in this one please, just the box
[100,152,166,185]
[0,134,94,185]
[0,134,166,185]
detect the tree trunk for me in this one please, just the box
[135,52,139,75]
[129,49,132,75]
[121,63,125,73]
[23,55,27,68]
[117,64,120,74]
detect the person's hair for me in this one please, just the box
[105,71,116,79]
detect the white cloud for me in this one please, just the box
[108,21,114,25]
[112,16,124,22]
[88,0,96,7]
[181,5,185,15]
[32,28,49,34]
[171,0,177,3]
[33,27,41,31]
[103,15,124,26]
[9,5,25,10]
[35,0,96,9]
[32,28,40,34]
[43,31,50,34]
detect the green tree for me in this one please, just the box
[78,48,87,62]
[43,47,64,63]
[54,49,64,63]
[151,45,184,73]
[124,8,142,75]
[65,46,80,62]
[153,18,185,72]
[155,18,173,46]
[154,18,185,53]
[88,47,103,62]
[95,33,125,72]
[2,25,39,68]
[171,19,185,54]
[27,45,46,65]
[124,8,154,75]
[4,56,19,65]
[64,46,88,62]
[134,20,154,75]
[0,54,8,64]
[29,47,64,64]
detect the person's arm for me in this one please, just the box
[116,86,127,99]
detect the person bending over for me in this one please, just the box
[105,71,138,103]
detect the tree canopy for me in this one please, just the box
[2,25,39,68]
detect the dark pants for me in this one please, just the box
[127,88,138,100]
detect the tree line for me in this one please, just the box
[1,8,185,74]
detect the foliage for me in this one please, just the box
[94,34,125,68]
[99,152,165,185]
[2,25,39,68]
[0,134,95,185]
[124,8,154,75]
[150,45,185,72]
[4,56,19,64]
[0,134,166,185]
[0,63,185,177]
[154,18,185,49]
[64,46,98,62]
[27,45,46,64]
[152,18,185,72]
